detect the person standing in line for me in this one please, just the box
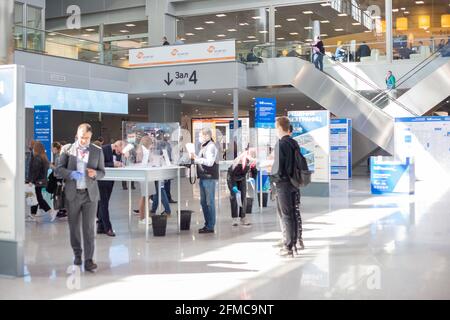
[162,36,170,46]
[190,128,219,234]
[25,140,35,181]
[97,140,124,237]
[55,123,105,272]
[270,117,301,257]
[312,36,325,71]
[227,149,257,227]
[27,141,58,222]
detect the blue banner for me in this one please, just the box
[255,98,276,129]
[34,105,52,160]
[229,120,242,130]
[370,157,414,194]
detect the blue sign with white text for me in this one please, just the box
[34,105,52,160]
[370,157,414,194]
[255,98,276,129]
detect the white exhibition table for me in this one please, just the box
[101,165,186,241]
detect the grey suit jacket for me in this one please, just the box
[55,143,105,202]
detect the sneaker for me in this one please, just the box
[232,218,239,226]
[49,209,58,222]
[139,218,152,225]
[25,214,36,222]
[35,209,46,217]
[240,217,251,226]
[272,239,284,248]
[161,212,171,217]
[74,256,82,266]
[279,247,294,258]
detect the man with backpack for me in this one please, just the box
[270,117,306,257]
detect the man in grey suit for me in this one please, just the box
[56,123,105,272]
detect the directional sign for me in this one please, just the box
[164,71,198,86]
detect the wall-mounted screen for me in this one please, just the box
[25,83,128,114]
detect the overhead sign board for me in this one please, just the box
[129,40,236,68]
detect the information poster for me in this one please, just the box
[370,157,415,194]
[394,116,450,181]
[34,105,52,160]
[0,65,24,243]
[330,119,352,180]
[255,98,276,129]
[289,111,330,183]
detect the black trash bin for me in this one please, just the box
[257,193,268,207]
[151,215,167,236]
[179,210,193,231]
[246,197,253,214]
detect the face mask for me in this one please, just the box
[128,138,136,144]
[199,136,205,144]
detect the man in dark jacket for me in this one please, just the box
[97,140,124,236]
[356,41,371,61]
[270,117,301,257]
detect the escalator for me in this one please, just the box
[252,43,450,163]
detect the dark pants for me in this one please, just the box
[31,186,51,214]
[98,181,114,232]
[68,190,97,260]
[152,181,171,213]
[227,179,247,219]
[122,181,135,189]
[164,179,173,201]
[275,182,300,250]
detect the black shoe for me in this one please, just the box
[133,209,139,214]
[84,260,98,272]
[131,186,136,190]
[168,199,177,204]
[123,187,128,190]
[199,227,214,234]
[161,212,171,217]
[57,211,67,218]
[106,229,116,237]
[74,256,82,266]
[97,228,105,234]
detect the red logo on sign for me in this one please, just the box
[207,46,215,53]
[136,51,144,59]
[171,49,179,56]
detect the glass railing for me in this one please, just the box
[13,25,132,68]
[251,41,418,115]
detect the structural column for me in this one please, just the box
[385,0,393,63]
[0,0,14,65]
[146,0,177,46]
[233,88,239,157]
[313,20,321,41]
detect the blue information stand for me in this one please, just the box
[370,157,415,195]
[34,105,52,161]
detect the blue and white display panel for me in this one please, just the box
[25,83,128,114]
[289,111,330,183]
[370,157,415,194]
[394,116,450,181]
[330,118,352,180]
[255,98,276,129]
[34,105,52,160]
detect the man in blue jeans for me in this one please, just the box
[191,128,219,233]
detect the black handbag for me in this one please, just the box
[53,183,65,210]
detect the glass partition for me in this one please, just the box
[122,122,181,167]
[176,8,269,62]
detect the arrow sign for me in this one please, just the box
[164,73,173,86]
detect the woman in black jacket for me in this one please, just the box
[27,141,57,221]
[227,149,257,226]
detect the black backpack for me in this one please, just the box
[46,171,58,194]
[287,139,312,188]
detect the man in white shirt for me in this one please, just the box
[191,128,219,233]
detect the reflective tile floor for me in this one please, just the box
[0,175,449,300]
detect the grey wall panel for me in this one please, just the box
[129,62,240,94]
[14,51,129,93]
